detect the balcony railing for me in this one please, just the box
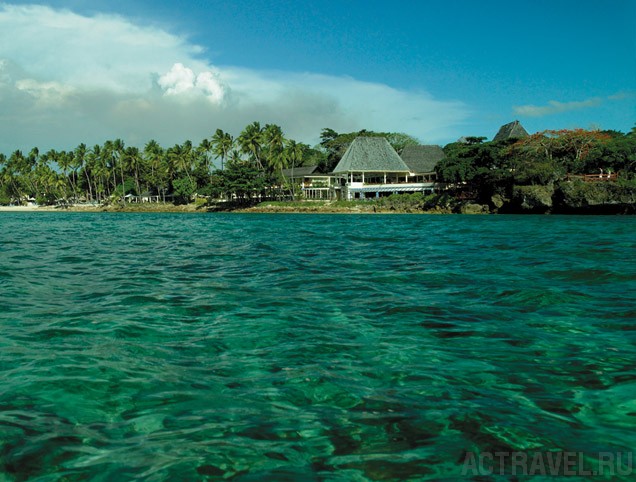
[346,180,437,186]
[567,173,618,182]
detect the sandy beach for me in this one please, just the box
[0,205,52,212]
[0,203,203,213]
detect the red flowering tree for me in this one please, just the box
[557,129,612,172]
[510,129,612,182]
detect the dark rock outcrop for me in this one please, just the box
[512,185,554,213]
[554,181,636,214]
[459,202,490,214]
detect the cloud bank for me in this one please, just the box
[513,97,603,117]
[0,3,469,153]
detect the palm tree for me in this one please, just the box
[18,147,40,201]
[284,140,305,167]
[124,146,142,197]
[72,143,87,201]
[262,124,286,174]
[237,122,265,170]
[53,150,75,201]
[168,141,195,185]
[283,140,305,200]
[5,150,28,203]
[102,140,117,197]
[143,140,166,199]
[262,124,288,198]
[211,128,233,171]
[32,157,62,204]
[113,139,126,201]
[91,144,110,201]
[198,138,213,177]
[227,149,242,164]
[83,145,98,202]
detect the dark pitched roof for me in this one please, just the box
[492,120,529,142]
[332,137,409,173]
[281,165,321,178]
[400,145,445,173]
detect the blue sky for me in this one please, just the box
[0,0,634,154]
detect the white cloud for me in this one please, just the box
[513,98,603,117]
[195,71,226,103]
[158,63,197,95]
[607,91,635,101]
[15,78,76,106]
[158,63,226,103]
[0,3,469,153]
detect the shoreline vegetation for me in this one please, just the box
[0,200,445,214]
[2,186,634,215]
[2,122,635,214]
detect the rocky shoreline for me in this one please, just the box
[488,181,636,214]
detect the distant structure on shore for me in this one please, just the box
[330,137,442,200]
[282,137,446,201]
[492,120,529,142]
[399,145,446,174]
[456,120,530,144]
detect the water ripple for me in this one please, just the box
[0,212,635,479]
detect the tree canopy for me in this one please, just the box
[1,123,633,207]
[435,127,635,202]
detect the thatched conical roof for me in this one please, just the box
[281,165,321,178]
[493,120,529,142]
[400,145,445,173]
[332,137,409,174]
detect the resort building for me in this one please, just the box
[281,165,332,200]
[400,145,445,184]
[331,137,444,200]
[492,120,529,142]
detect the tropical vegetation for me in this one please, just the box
[0,124,419,206]
[435,127,636,211]
[1,122,634,212]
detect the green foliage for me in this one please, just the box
[437,141,513,199]
[594,130,636,177]
[464,136,487,145]
[372,192,429,211]
[436,142,478,183]
[194,196,208,207]
[436,128,635,204]
[1,124,634,210]
[210,160,270,201]
[210,129,233,171]
[616,176,636,189]
[0,184,11,205]
[35,193,57,206]
[556,180,607,208]
[113,178,136,197]
[511,154,560,185]
[172,176,196,204]
[298,145,327,168]
[511,129,613,175]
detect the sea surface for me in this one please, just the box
[0,213,634,481]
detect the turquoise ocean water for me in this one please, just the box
[0,213,634,481]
